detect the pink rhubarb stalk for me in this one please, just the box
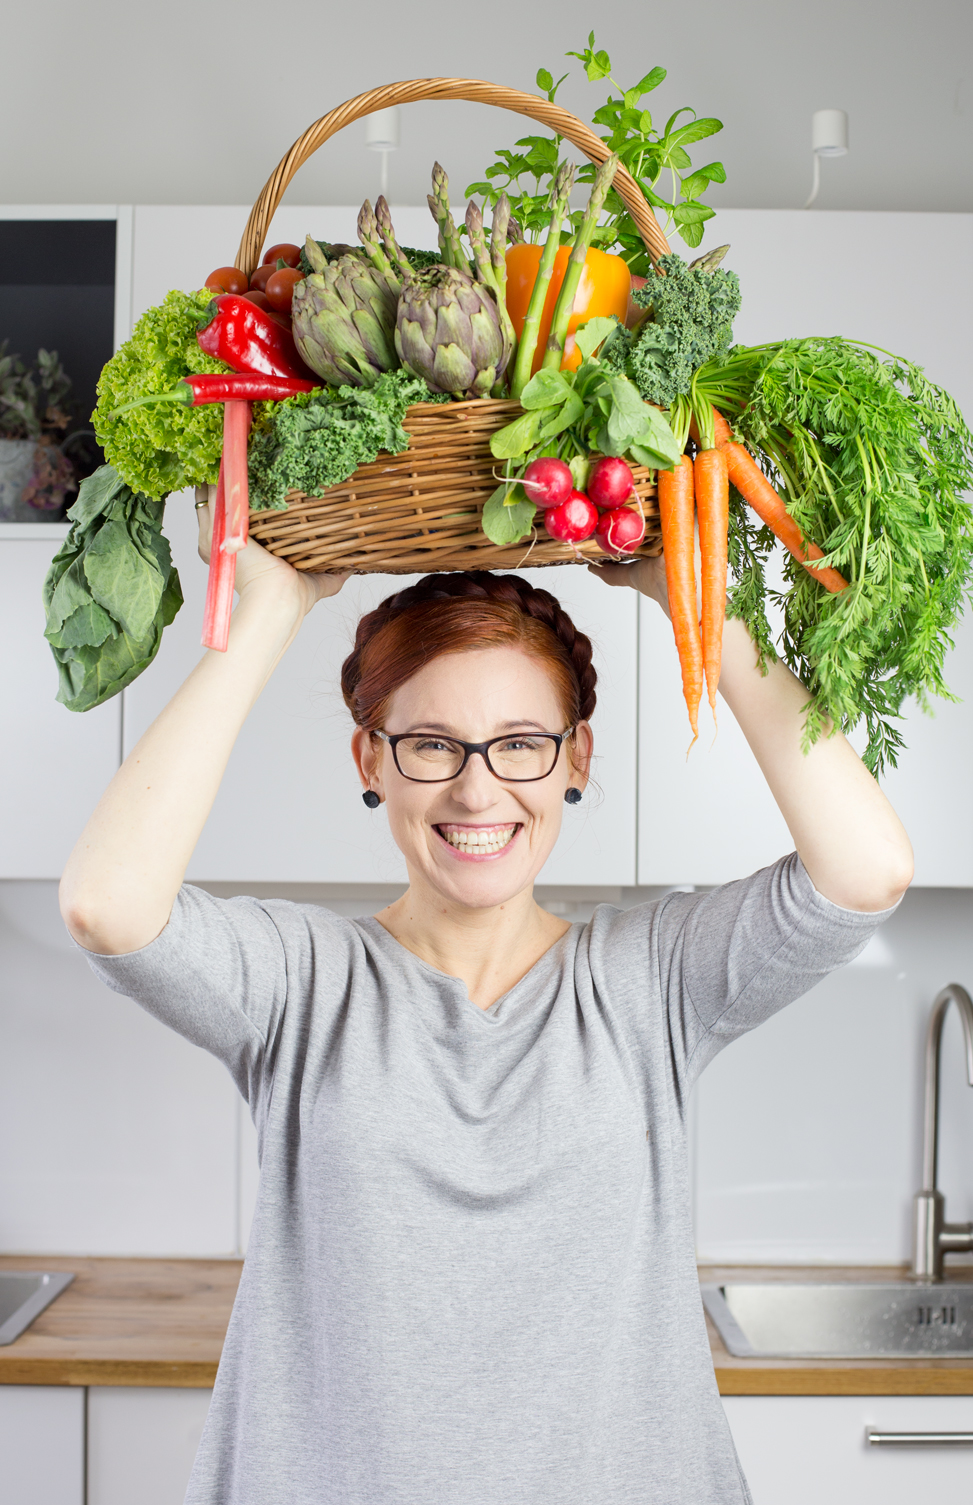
[201,461,236,651]
[221,399,252,554]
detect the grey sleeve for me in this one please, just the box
[77,884,289,1103]
[658,852,899,1087]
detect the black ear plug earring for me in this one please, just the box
[564,787,583,805]
[362,790,381,809]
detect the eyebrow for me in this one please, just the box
[398,719,552,736]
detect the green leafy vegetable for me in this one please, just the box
[604,253,741,407]
[299,241,442,276]
[482,481,537,545]
[247,368,441,512]
[93,290,233,499]
[489,326,682,474]
[467,36,726,269]
[694,338,973,773]
[43,466,183,712]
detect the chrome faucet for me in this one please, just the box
[911,984,973,1281]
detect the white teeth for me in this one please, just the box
[441,825,515,853]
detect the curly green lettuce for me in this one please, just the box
[92,289,232,498]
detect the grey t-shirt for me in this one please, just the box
[83,853,894,1505]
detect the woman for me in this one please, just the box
[60,505,913,1505]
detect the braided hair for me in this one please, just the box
[341,572,597,731]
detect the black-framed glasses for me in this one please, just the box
[375,728,575,784]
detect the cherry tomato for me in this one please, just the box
[261,243,302,268]
[204,266,248,295]
[242,289,271,310]
[265,267,304,312]
[248,264,277,292]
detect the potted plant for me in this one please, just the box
[0,344,81,520]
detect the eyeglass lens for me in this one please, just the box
[394,734,560,782]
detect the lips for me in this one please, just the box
[435,823,520,860]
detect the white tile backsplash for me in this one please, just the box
[2,878,971,1262]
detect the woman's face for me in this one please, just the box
[353,646,592,911]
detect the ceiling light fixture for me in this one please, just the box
[804,109,849,209]
[365,107,400,201]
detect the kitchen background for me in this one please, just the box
[1,2,972,1500]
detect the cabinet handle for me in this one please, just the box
[866,1429,973,1447]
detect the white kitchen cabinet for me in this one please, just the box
[0,1384,84,1505]
[723,1394,973,1505]
[639,210,973,887]
[0,534,121,879]
[87,1386,212,1505]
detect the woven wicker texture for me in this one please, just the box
[238,79,670,574]
[248,398,662,573]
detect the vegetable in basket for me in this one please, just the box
[291,239,400,388]
[396,264,512,398]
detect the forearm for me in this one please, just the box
[717,616,913,911]
[60,579,305,955]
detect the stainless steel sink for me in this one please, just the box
[701,1281,973,1358]
[0,1271,74,1346]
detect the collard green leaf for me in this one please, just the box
[481,484,537,545]
[84,517,165,641]
[45,556,95,637]
[47,600,116,651]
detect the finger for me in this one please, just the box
[587,561,637,588]
[195,485,215,564]
[306,569,351,605]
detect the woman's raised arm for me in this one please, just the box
[59,497,347,956]
[593,556,914,913]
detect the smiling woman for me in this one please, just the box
[56,509,913,1505]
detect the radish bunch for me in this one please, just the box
[522,455,646,555]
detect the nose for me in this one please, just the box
[448,752,503,811]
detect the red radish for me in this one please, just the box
[588,456,636,510]
[522,456,573,509]
[595,506,646,556]
[544,491,598,543]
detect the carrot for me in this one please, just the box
[201,460,236,652]
[695,408,848,594]
[694,446,729,722]
[657,455,703,746]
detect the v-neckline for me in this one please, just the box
[355,914,580,1018]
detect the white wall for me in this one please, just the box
[2,874,972,1264]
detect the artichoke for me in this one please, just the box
[291,250,399,388]
[394,265,512,398]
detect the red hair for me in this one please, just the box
[341,572,597,732]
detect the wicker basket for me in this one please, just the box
[236,79,673,574]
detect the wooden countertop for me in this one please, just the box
[2,1256,971,1392]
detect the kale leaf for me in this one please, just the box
[604,253,740,407]
[248,368,443,512]
[43,465,183,712]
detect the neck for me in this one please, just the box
[375,879,569,1011]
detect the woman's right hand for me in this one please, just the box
[195,485,349,620]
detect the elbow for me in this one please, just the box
[846,844,915,914]
[59,878,116,955]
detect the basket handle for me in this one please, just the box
[236,77,671,274]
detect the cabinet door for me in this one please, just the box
[87,1387,212,1505]
[638,210,973,887]
[122,496,639,885]
[0,538,121,879]
[722,1394,973,1505]
[0,1385,84,1505]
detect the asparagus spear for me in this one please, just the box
[375,196,414,282]
[542,153,619,372]
[427,163,466,270]
[506,214,525,246]
[508,163,575,400]
[465,199,517,391]
[357,201,398,283]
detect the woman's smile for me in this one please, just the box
[434,822,521,859]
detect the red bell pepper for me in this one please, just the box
[197,294,315,382]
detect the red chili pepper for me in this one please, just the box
[196,293,315,382]
[106,371,317,420]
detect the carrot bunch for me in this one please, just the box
[659,405,848,746]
